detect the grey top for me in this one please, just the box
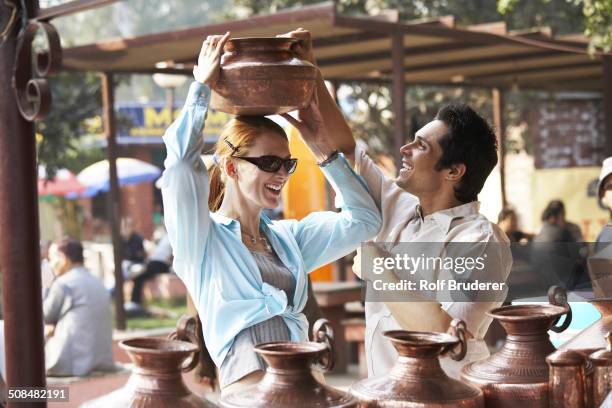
[44,266,115,376]
[220,251,295,388]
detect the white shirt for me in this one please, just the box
[352,145,512,379]
[149,234,173,264]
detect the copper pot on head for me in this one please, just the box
[460,286,572,408]
[210,37,317,116]
[219,319,357,408]
[349,319,484,407]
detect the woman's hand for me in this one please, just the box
[277,27,315,64]
[281,92,335,162]
[193,31,231,86]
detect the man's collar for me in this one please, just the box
[417,201,481,233]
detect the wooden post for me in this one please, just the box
[603,56,612,157]
[0,1,47,405]
[492,88,507,207]
[391,33,406,168]
[101,73,126,330]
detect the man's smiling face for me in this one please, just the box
[396,119,449,198]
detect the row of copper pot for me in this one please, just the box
[82,288,612,408]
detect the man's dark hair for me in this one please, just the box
[434,103,498,203]
[541,200,565,221]
[57,237,84,264]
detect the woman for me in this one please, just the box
[160,31,381,393]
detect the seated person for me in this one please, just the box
[45,238,114,376]
[128,232,173,310]
[497,207,532,243]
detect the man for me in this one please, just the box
[347,106,512,379]
[45,238,114,376]
[285,28,511,379]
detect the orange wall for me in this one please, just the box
[283,127,333,281]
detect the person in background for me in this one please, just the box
[535,200,578,244]
[40,240,55,293]
[120,217,146,279]
[534,200,589,290]
[127,232,173,310]
[595,157,612,253]
[497,208,532,243]
[44,238,114,376]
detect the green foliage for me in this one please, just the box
[580,0,612,53]
[498,0,611,52]
[125,298,188,330]
[36,71,106,177]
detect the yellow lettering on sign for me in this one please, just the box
[144,107,172,127]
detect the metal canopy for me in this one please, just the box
[61,1,608,91]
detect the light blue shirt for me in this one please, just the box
[160,81,382,367]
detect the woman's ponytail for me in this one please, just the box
[208,162,225,212]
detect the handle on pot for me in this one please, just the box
[312,318,335,372]
[548,286,572,333]
[168,314,200,372]
[446,318,468,362]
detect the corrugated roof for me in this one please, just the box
[61,1,608,91]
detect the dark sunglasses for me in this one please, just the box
[235,156,298,174]
[225,139,298,174]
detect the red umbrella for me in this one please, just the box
[38,168,87,197]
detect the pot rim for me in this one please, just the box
[119,337,198,355]
[254,340,326,356]
[589,297,612,303]
[382,329,459,347]
[486,303,568,320]
[224,37,299,49]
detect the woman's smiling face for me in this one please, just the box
[231,131,292,209]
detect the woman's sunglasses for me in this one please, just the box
[225,139,298,174]
[236,156,298,174]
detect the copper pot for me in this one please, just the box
[82,316,216,407]
[589,332,612,407]
[547,349,588,408]
[219,319,357,408]
[559,297,612,356]
[349,319,484,407]
[210,37,317,115]
[460,287,572,408]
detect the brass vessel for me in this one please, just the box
[82,316,215,407]
[219,319,357,408]
[461,287,572,408]
[349,319,484,407]
[547,349,588,408]
[210,37,317,116]
[589,332,612,407]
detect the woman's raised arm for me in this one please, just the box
[160,33,229,288]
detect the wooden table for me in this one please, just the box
[313,281,363,373]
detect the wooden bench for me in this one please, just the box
[343,318,367,378]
